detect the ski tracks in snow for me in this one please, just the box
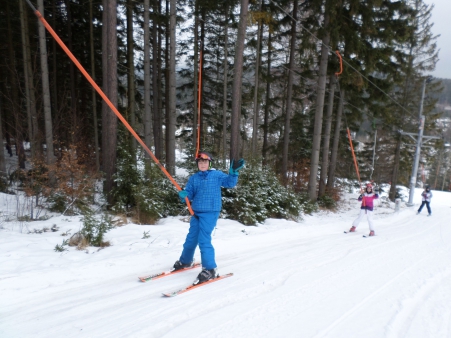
[385,266,451,338]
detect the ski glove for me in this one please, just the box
[229,159,245,176]
[178,190,188,199]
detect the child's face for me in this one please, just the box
[197,159,210,171]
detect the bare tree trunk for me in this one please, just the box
[198,11,206,151]
[19,0,41,160]
[144,0,152,159]
[308,13,331,200]
[318,74,336,196]
[37,0,56,166]
[440,159,448,191]
[90,0,100,171]
[389,135,402,200]
[222,2,229,164]
[7,1,25,169]
[262,30,272,166]
[52,0,58,123]
[64,0,77,142]
[230,0,249,162]
[282,0,298,183]
[327,87,345,191]
[251,0,263,155]
[0,93,6,176]
[165,0,170,161]
[166,0,176,175]
[193,2,199,154]
[152,0,163,159]
[157,0,164,160]
[127,0,137,153]
[102,0,118,203]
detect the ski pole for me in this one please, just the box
[24,0,195,216]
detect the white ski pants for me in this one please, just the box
[352,209,375,231]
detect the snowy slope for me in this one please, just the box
[1,188,451,338]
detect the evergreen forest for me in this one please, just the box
[1,0,450,224]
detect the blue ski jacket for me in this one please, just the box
[182,169,238,212]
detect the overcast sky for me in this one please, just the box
[423,0,451,79]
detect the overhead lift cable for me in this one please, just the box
[23,0,195,216]
[269,0,419,121]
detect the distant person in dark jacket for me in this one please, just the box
[417,185,433,216]
[173,151,245,284]
[349,183,379,236]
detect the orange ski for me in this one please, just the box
[162,273,234,297]
[138,263,201,282]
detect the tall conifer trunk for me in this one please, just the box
[52,0,58,126]
[6,1,25,169]
[90,0,100,171]
[37,0,56,165]
[144,0,152,159]
[251,0,263,155]
[282,0,298,183]
[193,1,199,154]
[327,88,345,190]
[222,2,229,163]
[152,0,163,160]
[308,12,331,199]
[101,0,118,203]
[230,0,249,162]
[318,75,336,196]
[262,30,272,166]
[127,0,137,153]
[166,0,176,175]
[0,93,5,176]
[64,0,77,142]
[19,0,41,160]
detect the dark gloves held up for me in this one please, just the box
[229,159,245,176]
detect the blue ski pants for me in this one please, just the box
[418,201,431,215]
[179,211,220,270]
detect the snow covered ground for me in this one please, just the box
[1,187,451,338]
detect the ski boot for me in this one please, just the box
[194,268,217,284]
[369,230,375,236]
[173,260,194,271]
[349,226,356,232]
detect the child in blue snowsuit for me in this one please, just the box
[174,152,245,284]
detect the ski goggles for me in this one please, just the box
[196,153,212,161]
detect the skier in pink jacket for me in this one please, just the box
[349,183,379,236]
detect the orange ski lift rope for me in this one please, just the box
[335,49,362,192]
[347,128,363,192]
[335,50,343,77]
[24,0,195,216]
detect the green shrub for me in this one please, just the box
[80,209,115,247]
[112,144,182,224]
[222,164,305,225]
[47,193,67,213]
[54,239,69,252]
[317,195,337,209]
[297,193,318,215]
